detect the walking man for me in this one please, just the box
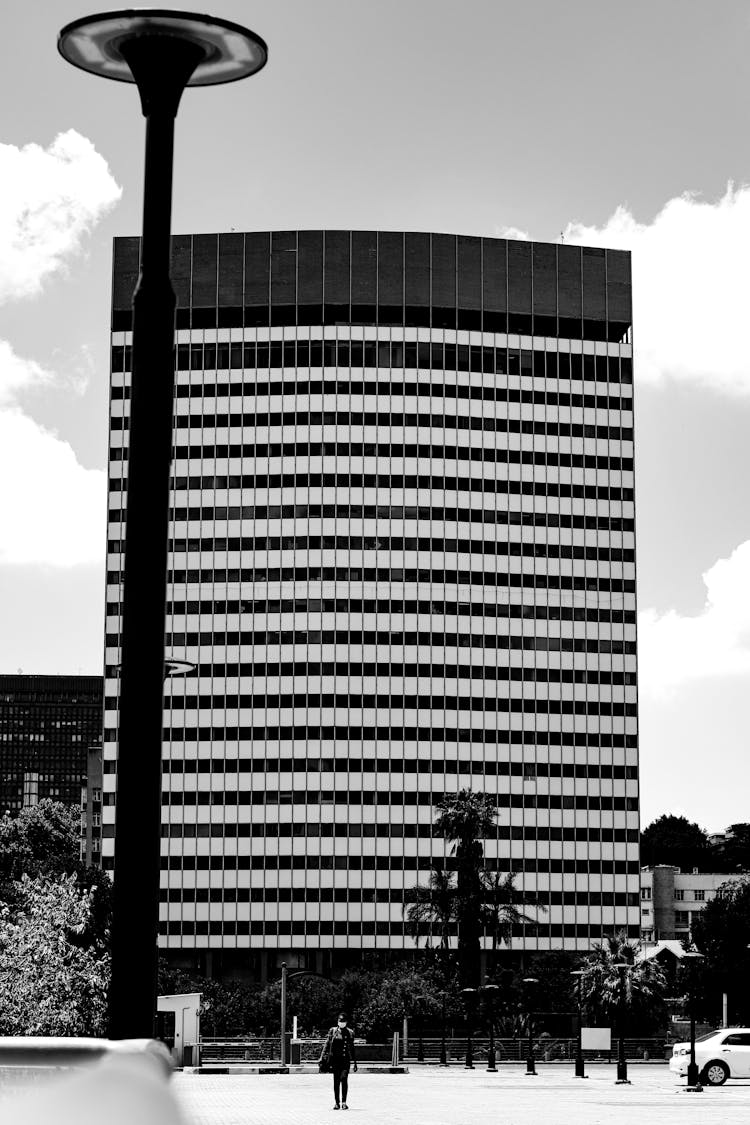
[320,1012,358,1109]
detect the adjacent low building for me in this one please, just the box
[640,864,746,944]
[0,674,103,817]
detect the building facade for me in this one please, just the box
[105,231,640,977]
[0,674,103,817]
[80,741,103,866]
[640,865,745,944]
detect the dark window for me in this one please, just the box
[351,230,377,323]
[217,233,244,308]
[324,231,350,313]
[244,232,270,324]
[191,234,217,309]
[112,237,139,326]
[532,242,557,336]
[557,244,582,339]
[431,234,456,327]
[270,230,296,315]
[377,231,403,323]
[582,246,607,331]
[298,230,324,308]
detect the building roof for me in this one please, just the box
[637,940,689,962]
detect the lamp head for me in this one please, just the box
[58,9,267,87]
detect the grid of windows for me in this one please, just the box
[104,230,640,962]
[0,675,102,815]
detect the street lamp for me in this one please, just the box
[280,966,332,1066]
[570,970,588,1079]
[681,951,704,1093]
[483,983,499,1072]
[523,978,539,1076]
[58,9,267,1041]
[613,962,631,1085]
[461,988,477,1069]
[440,992,449,1066]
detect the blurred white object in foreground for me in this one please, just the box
[0,1038,184,1125]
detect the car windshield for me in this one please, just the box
[695,1030,719,1042]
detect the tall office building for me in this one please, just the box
[104,231,640,977]
[0,674,103,816]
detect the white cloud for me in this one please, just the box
[638,539,750,697]
[495,224,530,241]
[0,405,105,566]
[0,338,53,404]
[0,130,119,567]
[0,130,121,303]
[563,185,750,394]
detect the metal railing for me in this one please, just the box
[404,1037,668,1063]
[199,1036,669,1065]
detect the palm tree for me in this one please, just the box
[481,870,544,953]
[579,931,667,1033]
[403,866,456,959]
[434,789,497,988]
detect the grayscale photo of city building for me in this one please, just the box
[103,231,639,978]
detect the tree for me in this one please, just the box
[481,870,543,953]
[578,931,667,1034]
[0,873,110,1036]
[433,789,497,988]
[692,875,750,1023]
[640,814,711,873]
[403,866,456,965]
[0,799,112,948]
[0,800,79,890]
[711,824,750,873]
[353,962,451,1041]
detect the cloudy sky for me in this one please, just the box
[2,0,749,833]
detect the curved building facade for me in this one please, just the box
[104,231,639,975]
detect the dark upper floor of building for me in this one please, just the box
[0,675,103,814]
[112,231,631,342]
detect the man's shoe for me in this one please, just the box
[342,1104,348,1110]
[333,1105,340,1110]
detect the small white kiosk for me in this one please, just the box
[157,993,201,1067]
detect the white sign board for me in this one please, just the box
[581,1027,611,1051]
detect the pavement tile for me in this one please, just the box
[172,1065,750,1125]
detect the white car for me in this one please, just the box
[669,1028,750,1085]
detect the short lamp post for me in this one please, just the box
[461,988,477,1069]
[570,969,587,1079]
[483,983,499,1072]
[57,9,267,1041]
[682,951,705,1092]
[613,962,631,1085]
[440,992,448,1066]
[523,978,539,1076]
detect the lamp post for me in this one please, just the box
[613,962,631,1084]
[523,978,539,1076]
[681,951,704,1092]
[570,970,587,1078]
[58,10,267,1040]
[440,992,448,1066]
[483,983,499,1072]
[461,987,477,1069]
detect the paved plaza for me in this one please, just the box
[173,1066,750,1125]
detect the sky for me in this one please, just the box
[1,0,750,834]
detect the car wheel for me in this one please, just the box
[701,1061,729,1086]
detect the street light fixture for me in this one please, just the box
[612,962,631,1085]
[570,970,588,1079]
[522,978,539,1076]
[483,983,499,1072]
[58,9,267,1041]
[439,991,449,1067]
[680,951,704,1093]
[461,988,477,1069]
